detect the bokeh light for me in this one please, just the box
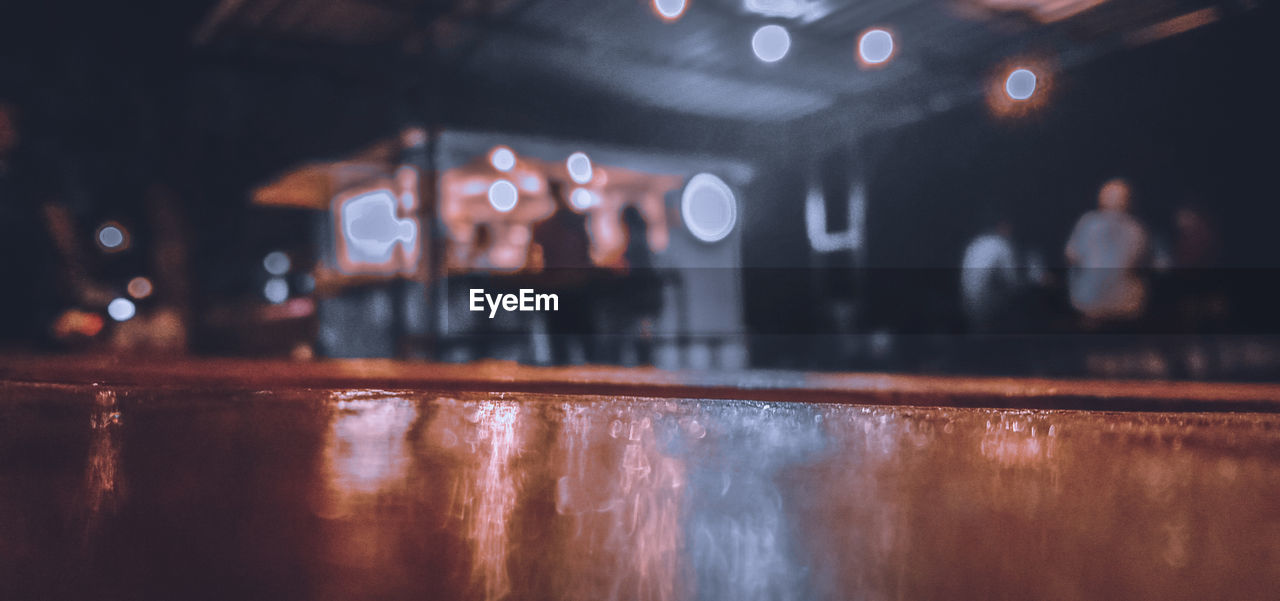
[519,174,542,192]
[986,58,1053,117]
[681,173,737,242]
[651,0,687,21]
[339,190,417,268]
[566,152,593,184]
[264,277,289,304]
[107,297,136,322]
[488,180,519,213]
[858,29,894,65]
[126,276,153,300]
[752,25,791,63]
[570,188,597,210]
[263,250,291,275]
[1006,68,1037,100]
[98,227,123,248]
[96,223,127,251]
[489,146,516,172]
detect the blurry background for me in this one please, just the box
[2,0,1277,379]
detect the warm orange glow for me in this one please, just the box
[252,134,682,277]
[956,0,1109,24]
[1126,8,1221,46]
[251,164,334,209]
[855,27,896,69]
[439,151,680,273]
[440,157,554,272]
[251,138,403,209]
[540,158,678,268]
[127,276,153,299]
[985,57,1055,118]
[650,0,689,22]
[52,308,105,338]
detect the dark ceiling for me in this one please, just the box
[1,0,1263,171]
[191,0,1252,136]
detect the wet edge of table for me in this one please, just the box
[4,354,1280,412]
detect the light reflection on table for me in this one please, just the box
[1,386,1278,600]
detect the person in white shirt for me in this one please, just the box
[961,219,1018,332]
[1064,178,1150,323]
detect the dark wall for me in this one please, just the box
[741,9,1280,352]
[865,12,1278,271]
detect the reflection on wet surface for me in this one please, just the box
[81,388,123,542]
[2,386,1279,600]
[432,400,526,601]
[552,402,685,601]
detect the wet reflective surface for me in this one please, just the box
[3,384,1279,600]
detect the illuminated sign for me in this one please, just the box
[332,186,419,276]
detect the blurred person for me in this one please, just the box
[1064,178,1151,324]
[467,223,497,270]
[1173,204,1219,269]
[1170,202,1227,335]
[601,206,663,364]
[622,206,653,272]
[960,217,1018,333]
[532,182,594,364]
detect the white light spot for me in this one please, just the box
[1006,68,1037,100]
[341,190,417,265]
[264,277,289,304]
[519,174,542,192]
[570,188,597,210]
[752,25,790,63]
[489,146,516,172]
[488,180,519,213]
[566,152,593,184]
[263,250,291,275]
[652,0,686,20]
[681,173,737,242]
[97,225,124,249]
[107,298,135,322]
[326,398,417,495]
[859,29,893,64]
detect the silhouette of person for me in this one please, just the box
[607,206,662,364]
[532,182,595,364]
